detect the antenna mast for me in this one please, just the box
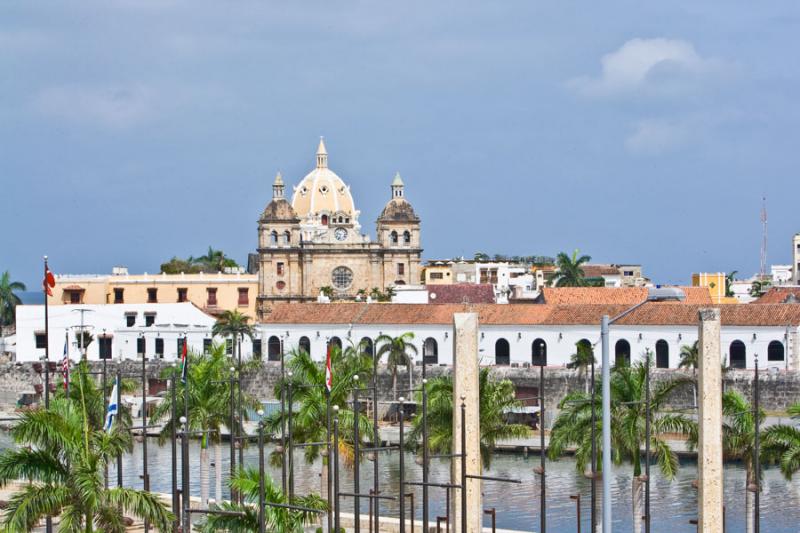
[760,196,767,280]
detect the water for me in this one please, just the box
[2,432,799,532]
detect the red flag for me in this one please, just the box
[325,343,332,393]
[180,339,188,383]
[43,268,55,296]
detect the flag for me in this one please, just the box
[61,333,70,390]
[325,343,332,393]
[43,267,55,297]
[104,377,119,432]
[180,338,188,383]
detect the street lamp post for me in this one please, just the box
[601,287,685,533]
[229,366,237,504]
[257,409,266,533]
[644,350,652,533]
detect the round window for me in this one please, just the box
[331,266,353,290]
[276,281,286,290]
[319,185,329,194]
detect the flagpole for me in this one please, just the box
[182,332,191,532]
[43,255,53,533]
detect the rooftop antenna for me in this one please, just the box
[760,196,768,280]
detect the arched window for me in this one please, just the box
[329,336,342,351]
[655,340,669,368]
[390,231,398,244]
[403,231,411,244]
[423,337,438,365]
[283,231,291,244]
[267,336,281,361]
[615,339,631,367]
[532,338,547,366]
[495,338,510,365]
[298,336,311,355]
[768,340,784,362]
[321,215,329,226]
[360,337,374,357]
[270,231,278,245]
[729,340,746,369]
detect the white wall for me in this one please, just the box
[258,322,797,370]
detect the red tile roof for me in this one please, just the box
[538,287,712,305]
[427,284,495,304]
[752,287,800,304]
[261,302,800,327]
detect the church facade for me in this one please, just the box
[256,139,422,317]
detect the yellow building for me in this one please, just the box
[423,262,453,285]
[48,270,259,318]
[691,272,736,304]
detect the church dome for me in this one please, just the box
[378,198,419,222]
[290,139,357,219]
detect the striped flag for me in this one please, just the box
[104,376,119,432]
[43,267,55,297]
[61,332,70,390]
[325,343,332,393]
[180,338,188,383]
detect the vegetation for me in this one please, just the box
[152,344,259,508]
[369,286,395,302]
[212,310,255,362]
[552,250,595,287]
[0,270,26,329]
[376,333,418,399]
[201,468,326,532]
[725,270,738,297]
[566,340,595,393]
[263,343,374,499]
[160,246,241,274]
[763,402,800,480]
[0,364,173,532]
[549,360,696,533]
[407,367,530,468]
[750,279,771,298]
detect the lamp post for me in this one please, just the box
[180,415,189,533]
[229,366,237,504]
[257,409,266,533]
[590,346,597,533]
[600,287,685,533]
[371,337,381,533]
[171,365,179,531]
[644,350,652,533]
[537,343,546,533]
[140,333,149,533]
[352,375,360,533]
[399,396,406,533]
[333,405,341,533]
[753,354,761,533]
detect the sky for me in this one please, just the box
[1,1,799,288]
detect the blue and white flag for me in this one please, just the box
[104,377,119,432]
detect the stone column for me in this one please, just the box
[697,308,723,532]
[452,313,481,533]
[789,328,799,372]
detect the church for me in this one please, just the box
[256,139,422,317]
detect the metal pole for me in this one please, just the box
[590,352,597,533]
[601,315,612,533]
[372,337,380,533]
[644,351,651,533]
[171,370,179,530]
[181,417,189,533]
[237,333,244,479]
[422,378,430,533]
[229,366,237,504]
[280,336,287,494]
[570,495,581,533]
[258,415,266,533]
[333,405,341,533]
[399,397,406,533]
[102,342,108,489]
[117,366,123,490]
[43,256,53,533]
[353,376,361,533]
[326,389,333,533]
[141,338,149,533]
[484,508,496,533]
[460,399,466,533]
[753,355,760,533]
[288,371,295,500]
[539,356,546,533]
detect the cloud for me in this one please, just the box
[625,118,692,155]
[568,38,730,97]
[35,84,158,129]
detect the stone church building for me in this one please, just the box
[256,139,422,317]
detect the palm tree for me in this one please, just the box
[725,271,738,297]
[212,310,255,363]
[264,344,374,501]
[194,246,239,273]
[202,468,327,532]
[153,344,259,509]
[679,341,699,407]
[408,367,530,468]
[376,332,418,400]
[708,390,765,533]
[763,402,800,480]
[552,250,592,287]
[0,367,173,532]
[567,340,595,393]
[0,270,26,332]
[549,361,696,533]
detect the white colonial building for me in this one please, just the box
[14,303,258,362]
[257,302,800,371]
